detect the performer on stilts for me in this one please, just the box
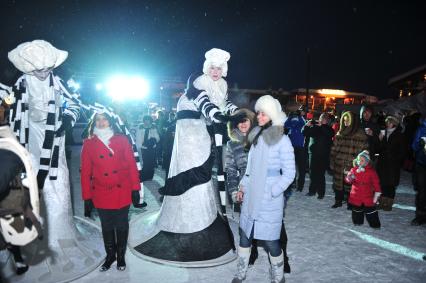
[135,48,238,263]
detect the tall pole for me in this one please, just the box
[305,47,310,113]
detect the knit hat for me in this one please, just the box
[385,115,400,126]
[202,48,230,77]
[8,40,68,74]
[354,150,370,172]
[254,95,287,126]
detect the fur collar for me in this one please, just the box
[229,128,246,143]
[248,125,284,146]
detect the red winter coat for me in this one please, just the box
[81,134,141,209]
[345,164,381,207]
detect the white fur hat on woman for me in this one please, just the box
[8,40,68,74]
[255,95,287,126]
[202,48,231,77]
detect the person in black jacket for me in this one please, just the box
[376,115,407,211]
[302,113,335,199]
[360,105,380,163]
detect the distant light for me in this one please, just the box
[67,79,81,91]
[160,86,164,90]
[318,89,346,96]
[95,83,104,91]
[106,75,149,101]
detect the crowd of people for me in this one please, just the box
[1,41,425,283]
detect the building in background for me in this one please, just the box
[388,64,426,98]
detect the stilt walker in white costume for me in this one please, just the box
[1,40,106,283]
[132,48,239,264]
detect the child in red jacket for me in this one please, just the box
[345,150,381,228]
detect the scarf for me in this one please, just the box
[93,127,114,153]
[193,74,228,111]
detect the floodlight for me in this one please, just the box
[106,75,149,101]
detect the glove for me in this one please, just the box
[132,190,141,206]
[373,192,382,204]
[229,111,247,124]
[213,112,231,123]
[55,115,74,137]
[84,200,94,218]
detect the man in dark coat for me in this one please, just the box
[360,105,380,161]
[411,117,426,225]
[302,113,335,199]
[376,115,407,210]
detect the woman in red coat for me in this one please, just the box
[345,150,381,228]
[81,112,141,271]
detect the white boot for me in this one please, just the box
[269,251,285,283]
[231,246,251,283]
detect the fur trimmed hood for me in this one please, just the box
[248,125,284,146]
[338,111,360,136]
[227,108,255,141]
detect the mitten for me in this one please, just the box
[213,112,231,123]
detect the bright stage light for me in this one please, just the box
[106,75,149,101]
[95,83,103,91]
[67,79,81,91]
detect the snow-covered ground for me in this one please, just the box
[8,146,426,282]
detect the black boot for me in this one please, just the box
[8,245,29,275]
[331,200,343,208]
[248,240,258,266]
[332,190,344,208]
[116,228,129,271]
[100,230,116,272]
[280,222,291,273]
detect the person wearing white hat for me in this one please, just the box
[6,40,83,268]
[134,48,238,264]
[232,95,295,283]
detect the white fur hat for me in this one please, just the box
[255,95,287,126]
[202,48,230,77]
[8,40,68,74]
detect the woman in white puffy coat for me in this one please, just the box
[232,95,295,283]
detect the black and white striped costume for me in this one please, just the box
[7,75,144,202]
[9,74,80,187]
[135,75,238,262]
[193,91,238,215]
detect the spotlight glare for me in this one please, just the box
[95,83,103,91]
[67,79,81,91]
[106,75,149,101]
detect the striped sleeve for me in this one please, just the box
[193,91,222,123]
[0,82,12,101]
[224,99,238,115]
[56,77,80,125]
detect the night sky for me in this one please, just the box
[0,0,425,99]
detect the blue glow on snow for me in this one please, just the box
[348,229,424,261]
[392,204,415,211]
